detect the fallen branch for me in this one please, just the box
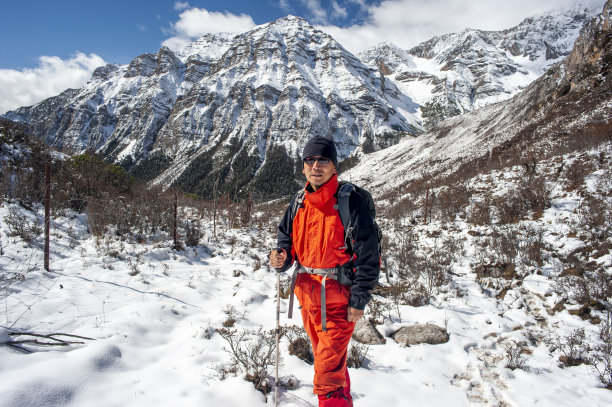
[1,331,95,353]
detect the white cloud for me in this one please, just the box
[174,2,190,11]
[0,52,105,114]
[317,0,606,54]
[162,7,256,51]
[331,1,348,19]
[301,0,329,24]
[278,0,291,12]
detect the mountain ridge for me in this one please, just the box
[346,0,612,202]
[3,5,605,199]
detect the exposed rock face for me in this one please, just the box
[360,5,600,128]
[392,324,450,346]
[352,318,386,345]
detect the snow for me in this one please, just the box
[2,143,612,407]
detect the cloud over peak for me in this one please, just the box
[162,7,256,51]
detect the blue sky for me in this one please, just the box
[0,0,605,114]
[1,0,381,70]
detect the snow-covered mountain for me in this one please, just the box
[348,1,612,200]
[2,4,602,199]
[3,16,417,200]
[359,4,601,128]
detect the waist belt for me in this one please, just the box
[288,263,352,332]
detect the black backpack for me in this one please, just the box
[289,181,383,262]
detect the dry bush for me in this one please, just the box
[486,224,548,268]
[347,343,370,369]
[468,198,492,226]
[557,268,612,309]
[504,340,530,370]
[183,219,202,247]
[389,224,420,280]
[579,193,612,241]
[222,305,240,328]
[433,184,471,222]
[564,158,595,191]
[589,311,612,389]
[545,328,591,368]
[284,325,313,364]
[217,326,279,397]
[389,229,456,304]
[385,193,420,222]
[494,176,552,223]
[3,207,42,245]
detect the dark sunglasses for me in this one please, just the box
[303,156,331,166]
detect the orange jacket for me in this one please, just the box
[291,174,352,269]
[277,173,380,310]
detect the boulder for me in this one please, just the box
[352,318,386,345]
[392,324,449,346]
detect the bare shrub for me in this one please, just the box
[222,305,240,328]
[217,327,279,397]
[504,340,530,370]
[495,176,552,223]
[183,219,202,247]
[390,224,419,280]
[589,310,612,389]
[468,197,491,226]
[417,236,454,302]
[365,296,394,324]
[564,158,595,191]
[284,325,313,364]
[434,184,471,222]
[557,264,612,307]
[494,191,525,224]
[486,224,548,269]
[3,207,42,245]
[521,175,553,217]
[545,328,591,367]
[347,343,370,369]
[579,193,612,241]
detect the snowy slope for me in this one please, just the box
[1,144,612,406]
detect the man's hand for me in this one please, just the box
[269,248,287,269]
[347,307,364,322]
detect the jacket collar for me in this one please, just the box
[304,173,338,206]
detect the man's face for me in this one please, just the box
[302,156,337,190]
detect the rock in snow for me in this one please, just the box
[392,324,450,346]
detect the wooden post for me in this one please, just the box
[213,179,218,238]
[44,163,50,271]
[424,188,429,225]
[173,189,178,249]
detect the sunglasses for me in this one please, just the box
[303,157,332,166]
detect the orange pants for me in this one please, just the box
[295,274,356,395]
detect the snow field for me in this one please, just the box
[2,143,612,407]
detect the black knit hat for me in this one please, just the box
[302,136,338,167]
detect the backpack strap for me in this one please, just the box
[337,183,355,254]
[289,189,305,221]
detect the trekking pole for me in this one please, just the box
[275,260,281,406]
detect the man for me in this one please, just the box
[270,136,380,407]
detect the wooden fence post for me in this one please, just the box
[44,163,50,271]
[173,189,178,249]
